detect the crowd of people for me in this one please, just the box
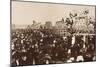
[11,29,96,66]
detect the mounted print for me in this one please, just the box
[11,0,96,66]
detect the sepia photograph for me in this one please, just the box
[11,0,96,66]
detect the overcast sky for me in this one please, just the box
[12,1,95,25]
